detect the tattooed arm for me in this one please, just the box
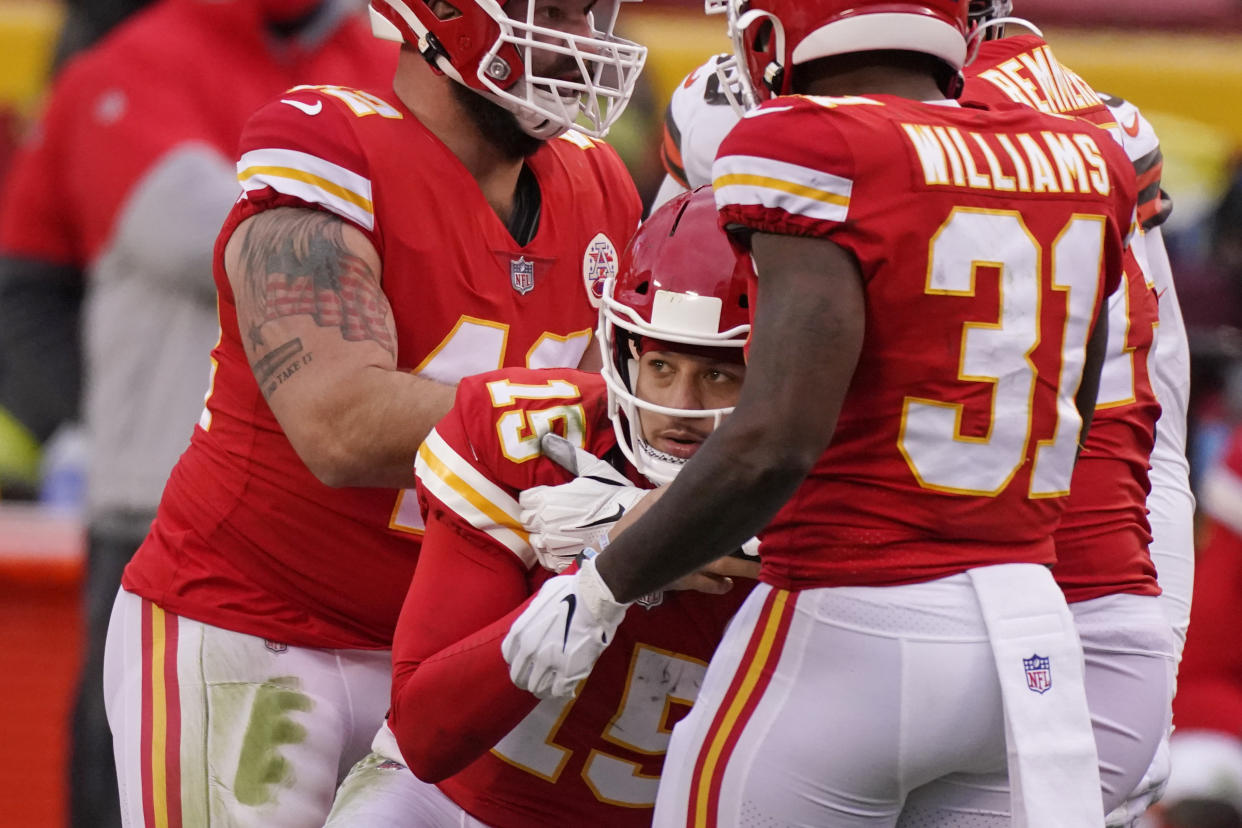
[224,206,456,488]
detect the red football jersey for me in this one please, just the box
[1050,250,1161,602]
[122,88,642,648]
[713,94,1135,589]
[962,35,1108,122]
[961,34,1166,229]
[390,368,753,827]
[962,38,1162,603]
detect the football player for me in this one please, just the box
[322,186,758,827]
[960,5,1189,823]
[652,1,1193,823]
[502,0,1144,824]
[102,0,647,824]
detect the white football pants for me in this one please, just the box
[103,588,391,827]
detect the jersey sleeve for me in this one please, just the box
[231,86,378,240]
[414,416,541,571]
[391,380,548,780]
[1099,92,1170,230]
[712,100,856,241]
[662,55,744,191]
[388,507,546,783]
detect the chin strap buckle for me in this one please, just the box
[417,31,448,66]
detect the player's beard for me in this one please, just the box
[451,83,545,161]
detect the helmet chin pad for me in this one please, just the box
[635,438,688,485]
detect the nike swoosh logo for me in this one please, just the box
[1122,114,1141,138]
[744,105,793,119]
[560,594,577,651]
[281,98,323,116]
[575,503,626,529]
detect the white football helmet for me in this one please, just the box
[598,187,751,484]
[370,0,647,139]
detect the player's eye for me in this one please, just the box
[535,1,565,22]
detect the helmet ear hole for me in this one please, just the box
[425,0,460,20]
[634,280,650,295]
[752,18,774,51]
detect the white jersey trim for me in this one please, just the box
[237,147,375,232]
[713,153,852,224]
[415,429,537,568]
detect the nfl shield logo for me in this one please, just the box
[1023,654,1052,694]
[510,256,536,295]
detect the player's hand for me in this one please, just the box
[667,555,761,594]
[501,556,631,699]
[519,434,650,572]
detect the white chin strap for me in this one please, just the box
[486,84,570,140]
[965,16,1044,66]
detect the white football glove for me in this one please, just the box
[519,434,649,573]
[501,555,630,699]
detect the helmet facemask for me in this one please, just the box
[371,0,647,139]
[967,0,1013,33]
[725,0,787,103]
[599,295,748,484]
[704,0,758,116]
[597,188,752,485]
[485,0,647,138]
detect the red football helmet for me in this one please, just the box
[369,0,647,139]
[598,186,752,483]
[724,0,971,102]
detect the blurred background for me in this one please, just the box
[0,0,1240,825]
